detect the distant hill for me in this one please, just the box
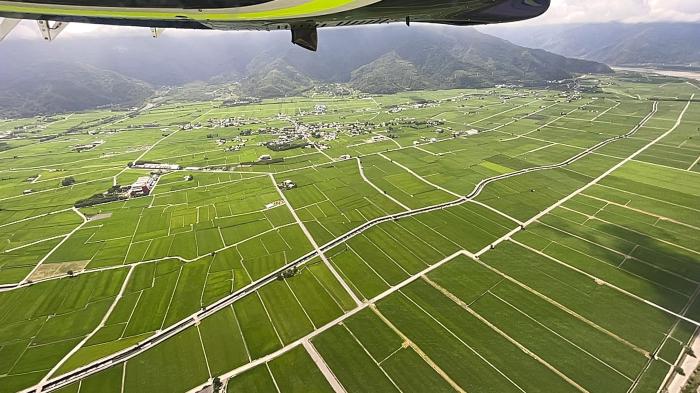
[0,62,153,118]
[225,26,610,96]
[0,25,611,114]
[483,22,700,67]
[238,57,315,98]
[339,27,611,94]
[221,26,611,96]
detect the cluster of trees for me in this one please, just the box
[74,193,123,208]
[266,141,309,152]
[241,158,284,166]
[74,185,125,208]
[128,160,161,167]
[277,266,298,280]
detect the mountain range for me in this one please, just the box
[0,25,613,117]
[483,22,700,68]
[0,62,153,118]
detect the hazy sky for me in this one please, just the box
[6,0,700,39]
[530,0,700,25]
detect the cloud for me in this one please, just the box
[3,0,699,40]
[527,0,700,25]
[7,20,227,39]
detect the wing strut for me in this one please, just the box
[291,25,317,51]
[150,27,165,38]
[37,20,68,41]
[0,18,20,41]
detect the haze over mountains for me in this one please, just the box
[0,25,616,117]
[483,22,700,68]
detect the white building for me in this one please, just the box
[133,163,181,171]
[129,176,157,197]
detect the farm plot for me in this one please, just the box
[283,159,404,245]
[359,155,454,209]
[326,202,515,300]
[1,76,697,393]
[0,268,128,393]
[226,345,335,393]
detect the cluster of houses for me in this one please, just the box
[215,136,247,152]
[221,97,262,107]
[386,100,440,114]
[180,123,202,130]
[205,117,261,129]
[298,105,328,116]
[131,163,181,171]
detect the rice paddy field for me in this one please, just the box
[0,73,698,393]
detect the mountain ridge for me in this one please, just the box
[482,22,700,67]
[0,61,153,118]
[0,26,612,117]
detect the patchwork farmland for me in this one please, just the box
[0,73,698,393]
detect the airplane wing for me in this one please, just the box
[0,0,550,50]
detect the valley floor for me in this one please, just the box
[0,73,698,393]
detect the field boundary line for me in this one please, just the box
[488,290,635,382]
[413,145,438,156]
[533,220,698,288]
[0,207,72,229]
[475,96,687,258]
[18,207,89,285]
[398,288,527,393]
[196,324,213,379]
[655,287,700,393]
[467,252,651,356]
[370,305,467,393]
[468,99,540,126]
[511,238,699,327]
[346,244,393,287]
[578,213,700,256]
[592,184,700,213]
[423,276,590,393]
[302,340,347,393]
[37,265,136,389]
[29,96,674,392]
[271,173,363,307]
[467,199,524,225]
[113,128,180,185]
[266,363,282,393]
[160,266,184,330]
[256,291,284,347]
[342,323,406,393]
[355,157,410,211]
[361,234,412,276]
[592,101,622,121]
[230,305,252,362]
[182,249,470,393]
[284,279,317,329]
[577,194,700,231]
[687,154,700,171]
[374,225,431,268]
[3,234,69,253]
[378,152,462,198]
[0,221,297,293]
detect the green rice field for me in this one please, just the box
[0,73,698,393]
